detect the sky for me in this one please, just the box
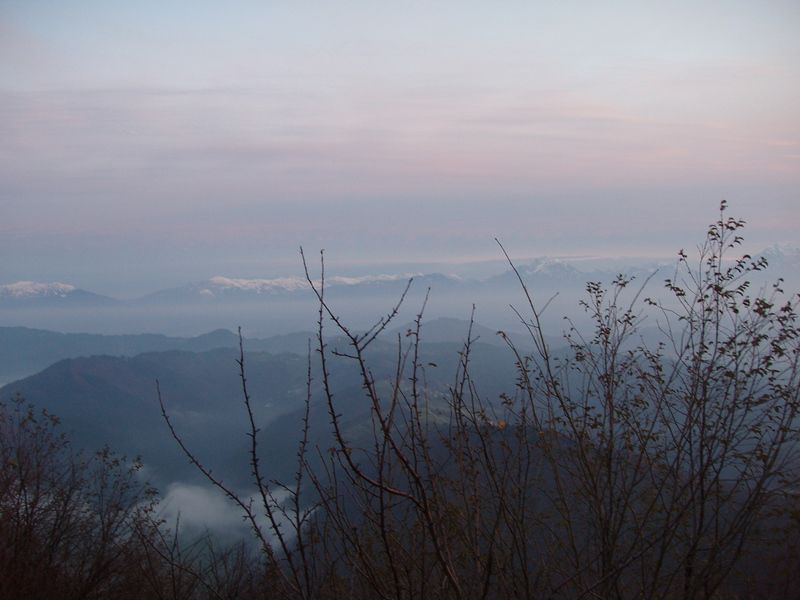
[1,0,799,296]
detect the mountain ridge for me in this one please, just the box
[4,245,796,308]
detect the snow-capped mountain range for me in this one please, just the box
[138,272,458,305]
[0,281,77,299]
[0,281,118,308]
[199,273,421,296]
[2,246,797,311]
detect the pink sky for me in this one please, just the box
[1,1,798,294]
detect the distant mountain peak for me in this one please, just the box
[0,281,77,298]
[200,273,421,296]
[518,257,580,277]
[205,276,309,294]
[759,244,800,260]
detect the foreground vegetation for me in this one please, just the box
[3,203,799,599]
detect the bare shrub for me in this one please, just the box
[0,396,160,599]
[160,202,799,599]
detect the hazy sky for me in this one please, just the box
[2,1,799,295]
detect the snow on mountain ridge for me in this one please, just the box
[759,244,800,263]
[203,273,421,294]
[0,281,77,298]
[519,257,580,276]
[207,276,309,293]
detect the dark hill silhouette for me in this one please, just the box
[0,326,315,384]
[1,339,522,488]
